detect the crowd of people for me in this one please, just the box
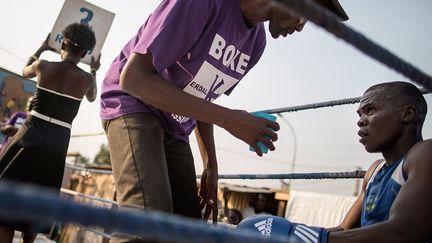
[0,0,430,242]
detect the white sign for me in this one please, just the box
[48,0,115,64]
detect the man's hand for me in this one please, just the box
[199,167,218,223]
[223,110,280,156]
[1,125,18,136]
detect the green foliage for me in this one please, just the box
[93,144,111,165]
[76,154,90,164]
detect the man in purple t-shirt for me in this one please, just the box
[100,0,348,241]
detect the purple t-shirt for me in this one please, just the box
[101,0,266,142]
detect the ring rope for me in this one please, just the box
[259,97,360,114]
[71,132,105,138]
[0,182,290,243]
[65,163,113,174]
[276,0,432,91]
[200,170,366,180]
[65,163,365,179]
[69,90,430,139]
[60,188,117,205]
[258,88,430,114]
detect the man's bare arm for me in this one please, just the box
[330,141,432,242]
[120,52,280,156]
[195,122,218,223]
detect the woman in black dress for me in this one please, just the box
[0,23,100,243]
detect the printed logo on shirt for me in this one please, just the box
[254,217,273,238]
[170,33,251,124]
[364,192,377,213]
[183,61,238,101]
[171,114,190,123]
[209,33,251,75]
[171,61,239,124]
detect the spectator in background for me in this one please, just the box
[3,98,16,119]
[241,193,270,219]
[221,208,243,225]
[0,96,34,155]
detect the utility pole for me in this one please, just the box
[353,165,362,196]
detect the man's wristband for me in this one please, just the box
[30,55,38,60]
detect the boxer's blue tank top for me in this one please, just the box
[361,156,431,242]
[361,156,406,226]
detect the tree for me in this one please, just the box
[93,144,111,166]
[67,151,90,164]
[76,154,90,164]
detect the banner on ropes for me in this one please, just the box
[48,0,115,65]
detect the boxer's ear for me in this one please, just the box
[401,105,416,123]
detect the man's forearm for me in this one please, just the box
[329,221,410,243]
[195,121,217,169]
[120,52,280,155]
[120,62,230,128]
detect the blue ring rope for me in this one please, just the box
[65,164,365,180]
[201,171,366,180]
[0,182,291,243]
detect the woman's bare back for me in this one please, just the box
[36,60,94,100]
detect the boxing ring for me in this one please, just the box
[1,0,432,242]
